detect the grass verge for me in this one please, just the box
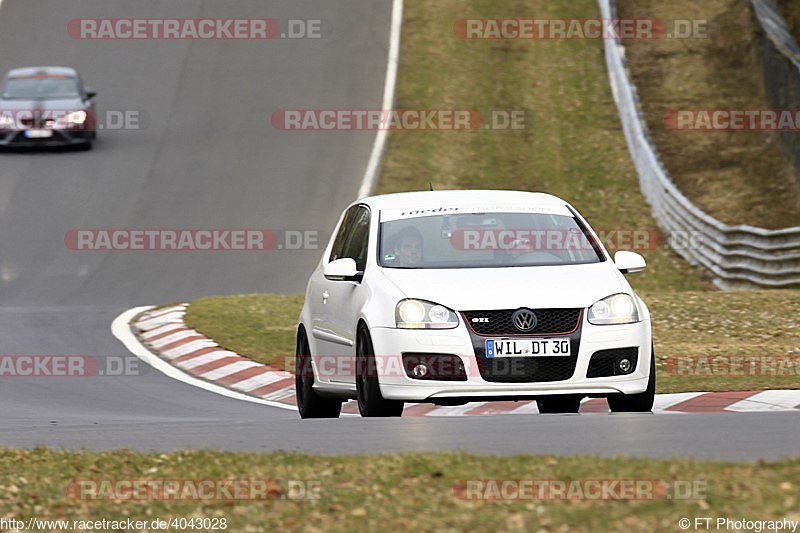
[184,291,800,393]
[617,0,800,229]
[377,0,711,293]
[2,448,798,532]
[779,0,800,43]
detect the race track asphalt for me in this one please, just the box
[0,0,797,461]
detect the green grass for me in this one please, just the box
[643,290,800,392]
[184,291,800,393]
[184,294,303,371]
[2,448,799,532]
[617,0,800,229]
[377,0,712,293]
[186,0,800,393]
[779,0,800,44]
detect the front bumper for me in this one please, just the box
[0,129,92,147]
[369,316,652,401]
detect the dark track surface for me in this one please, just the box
[0,0,797,460]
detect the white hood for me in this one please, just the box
[380,262,626,310]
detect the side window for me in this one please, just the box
[328,206,359,263]
[341,207,370,272]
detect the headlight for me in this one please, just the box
[587,293,640,325]
[396,299,459,329]
[64,110,88,125]
[0,115,15,128]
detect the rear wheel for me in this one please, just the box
[536,394,582,414]
[295,328,342,419]
[607,346,656,413]
[356,325,404,417]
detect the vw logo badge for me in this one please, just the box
[512,308,537,332]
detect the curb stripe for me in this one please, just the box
[140,306,186,320]
[162,340,218,359]
[171,346,224,364]
[187,356,246,376]
[129,304,800,417]
[666,390,762,413]
[113,307,297,410]
[231,372,289,393]
[141,325,187,341]
[579,398,610,413]
[248,378,296,397]
[136,312,185,331]
[149,330,198,348]
[216,366,270,386]
[158,335,207,352]
[428,402,486,417]
[465,401,526,416]
[199,361,263,381]
[177,351,235,370]
[341,402,361,414]
[652,392,705,412]
[403,403,441,416]
[726,390,800,412]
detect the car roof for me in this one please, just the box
[359,190,569,211]
[5,66,78,79]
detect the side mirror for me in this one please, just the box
[85,89,97,100]
[324,258,360,281]
[614,251,646,274]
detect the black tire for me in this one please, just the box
[607,346,656,413]
[77,140,93,151]
[536,394,583,414]
[295,328,342,419]
[356,325,404,417]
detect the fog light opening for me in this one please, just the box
[412,363,429,378]
[618,358,632,374]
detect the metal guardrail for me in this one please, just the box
[751,0,800,184]
[599,0,800,288]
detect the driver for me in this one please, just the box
[391,226,423,267]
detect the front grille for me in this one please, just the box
[475,348,580,382]
[466,325,583,383]
[462,308,582,336]
[586,347,638,378]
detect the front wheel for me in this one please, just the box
[536,394,583,414]
[356,326,404,417]
[607,346,656,413]
[295,328,342,419]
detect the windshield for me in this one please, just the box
[2,77,80,99]
[379,211,604,269]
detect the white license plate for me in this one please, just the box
[485,338,571,358]
[24,129,53,139]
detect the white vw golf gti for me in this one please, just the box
[297,190,654,418]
